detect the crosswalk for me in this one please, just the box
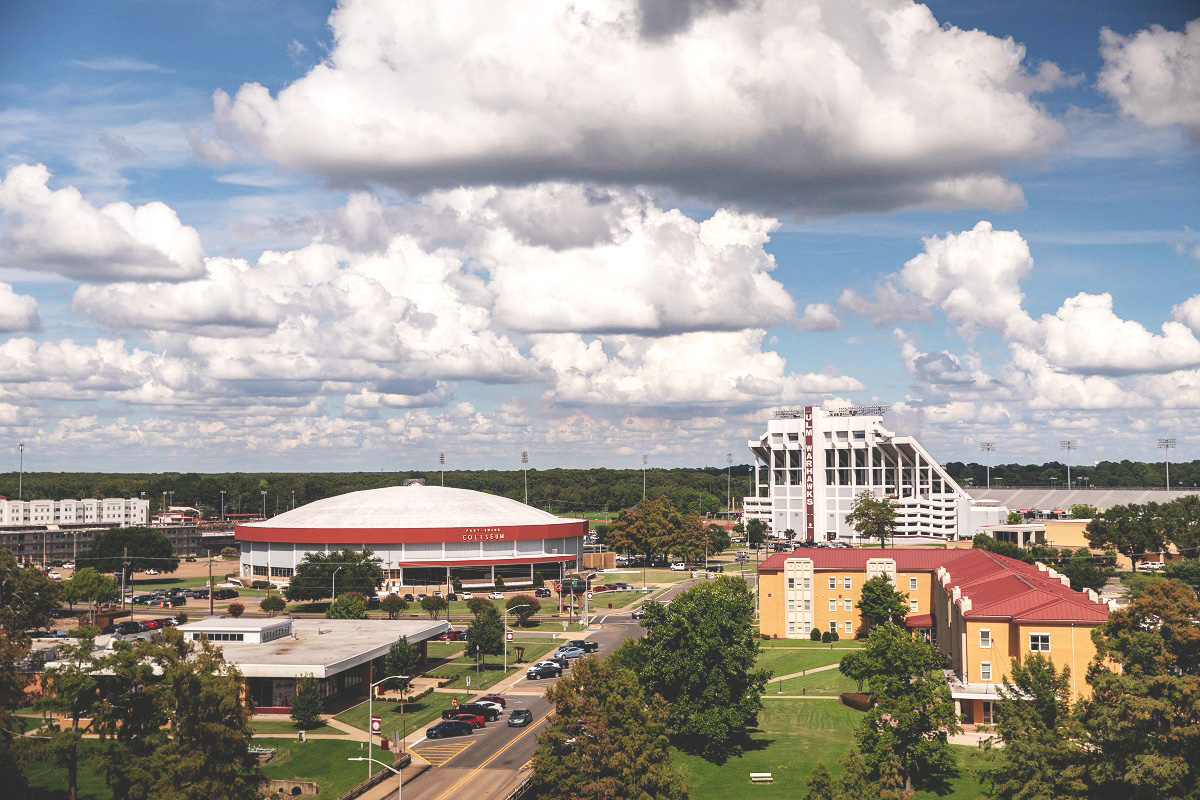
[415,738,476,767]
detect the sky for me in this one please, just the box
[1,0,1199,475]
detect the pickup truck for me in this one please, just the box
[565,639,599,653]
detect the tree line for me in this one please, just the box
[0,467,753,518]
[945,458,1200,490]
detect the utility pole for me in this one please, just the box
[208,552,214,616]
[726,452,732,512]
[642,454,648,500]
[522,449,529,505]
[17,441,24,501]
[220,489,226,522]
[260,490,267,518]
[121,547,128,611]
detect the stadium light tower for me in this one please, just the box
[642,454,648,500]
[521,449,529,505]
[1059,440,1078,489]
[1158,438,1176,493]
[17,441,24,501]
[726,452,733,512]
[438,451,445,486]
[980,442,995,490]
[260,490,267,518]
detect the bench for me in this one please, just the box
[248,746,277,756]
[750,773,773,783]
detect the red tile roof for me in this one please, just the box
[759,547,1109,624]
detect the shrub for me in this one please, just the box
[260,595,286,617]
[221,547,239,558]
[494,575,506,591]
[821,630,833,643]
[451,577,463,594]
[379,594,408,619]
[841,692,872,711]
[761,633,771,641]
[291,675,322,729]
[811,627,823,641]
[251,580,272,590]
[227,602,245,618]
[175,612,188,624]
[829,630,840,642]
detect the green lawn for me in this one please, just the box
[22,741,111,800]
[424,641,466,660]
[768,670,859,696]
[755,648,846,678]
[675,699,990,800]
[259,739,377,798]
[251,718,347,736]
[758,639,866,650]
[334,691,458,736]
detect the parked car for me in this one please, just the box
[533,588,551,598]
[117,621,141,635]
[437,629,467,641]
[62,562,75,570]
[145,569,159,576]
[213,589,239,600]
[99,624,118,635]
[488,591,504,600]
[508,709,533,727]
[450,713,486,729]
[47,571,62,580]
[185,556,197,562]
[403,593,415,602]
[474,700,503,714]
[706,564,725,573]
[566,639,599,653]
[545,656,569,670]
[145,619,166,629]
[460,592,473,600]
[446,593,459,601]
[478,694,507,708]
[526,664,561,680]
[155,596,185,608]
[669,563,687,571]
[555,646,586,659]
[426,720,473,739]
[442,703,499,722]
[632,609,647,622]
[193,589,210,600]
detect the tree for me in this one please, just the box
[529,656,686,800]
[466,597,494,618]
[0,550,61,633]
[1077,580,1200,799]
[844,491,896,547]
[625,576,769,760]
[877,742,905,800]
[494,575,506,591]
[290,675,323,730]
[284,547,383,602]
[783,528,797,541]
[855,575,908,629]
[855,623,960,793]
[839,651,870,692]
[260,594,286,616]
[383,636,421,693]
[0,634,33,797]
[37,632,101,800]
[464,604,504,669]
[1163,558,1200,591]
[327,592,368,619]
[419,595,449,620]
[706,524,731,554]
[506,594,540,626]
[1086,503,1166,573]
[90,637,170,800]
[1007,511,1025,524]
[804,762,837,800]
[451,577,463,594]
[379,594,408,619]
[1069,503,1099,520]
[609,497,678,561]
[985,655,1087,800]
[1161,494,1200,555]
[227,601,246,618]
[838,748,876,800]
[973,532,1033,563]
[62,567,119,622]
[1057,548,1113,593]
[745,518,768,551]
[220,546,239,558]
[77,526,179,579]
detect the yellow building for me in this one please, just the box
[758,548,1111,723]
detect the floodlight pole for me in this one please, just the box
[17,441,24,501]
[522,450,529,505]
[348,757,402,800]
[726,452,733,512]
[980,442,995,490]
[367,674,410,781]
[439,451,445,487]
[1158,438,1176,493]
[642,454,648,500]
[1059,440,1078,488]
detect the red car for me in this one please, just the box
[478,694,507,708]
[451,713,486,729]
[438,630,467,641]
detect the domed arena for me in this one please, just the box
[236,483,586,590]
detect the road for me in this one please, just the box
[369,579,699,800]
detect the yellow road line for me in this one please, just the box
[432,714,552,800]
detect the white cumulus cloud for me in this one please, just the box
[0,282,39,332]
[1099,18,1200,139]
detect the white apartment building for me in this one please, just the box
[0,497,151,527]
[745,406,1006,542]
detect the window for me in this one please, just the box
[829,621,837,632]
[843,599,853,612]
[803,599,811,611]
[828,599,836,611]
[828,577,837,589]
[787,600,795,611]
[788,622,796,635]
[803,577,811,589]
[253,565,268,576]
[1029,634,1051,652]
[980,629,991,648]
[980,662,992,681]
[844,578,852,590]
[270,567,293,578]
[787,577,795,589]
[844,621,853,634]
[909,599,919,613]
[909,577,918,591]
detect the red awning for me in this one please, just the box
[905,614,933,628]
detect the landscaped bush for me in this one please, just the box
[841,692,871,711]
[810,627,822,641]
[829,630,840,642]
[251,580,272,590]
[821,630,833,643]
[227,602,245,618]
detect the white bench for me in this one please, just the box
[750,773,773,783]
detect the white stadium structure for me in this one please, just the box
[236,483,586,590]
[744,406,1006,542]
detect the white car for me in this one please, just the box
[461,592,474,600]
[146,569,159,575]
[62,562,75,570]
[474,700,502,713]
[47,570,62,580]
[669,563,687,571]
[489,591,504,599]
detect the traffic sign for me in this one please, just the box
[586,592,593,600]
[506,632,514,641]
[371,715,382,735]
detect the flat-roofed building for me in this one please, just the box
[759,548,1112,722]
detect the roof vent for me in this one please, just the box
[402,478,426,487]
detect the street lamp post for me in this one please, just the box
[980,442,995,490]
[332,566,342,600]
[504,604,530,672]
[347,757,402,800]
[366,674,411,781]
[1158,438,1176,493]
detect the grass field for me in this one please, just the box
[334,691,458,736]
[675,699,990,800]
[768,670,859,696]
[757,639,866,650]
[755,648,846,678]
[424,639,558,690]
[251,717,347,736]
[259,739,373,797]
[23,741,110,800]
